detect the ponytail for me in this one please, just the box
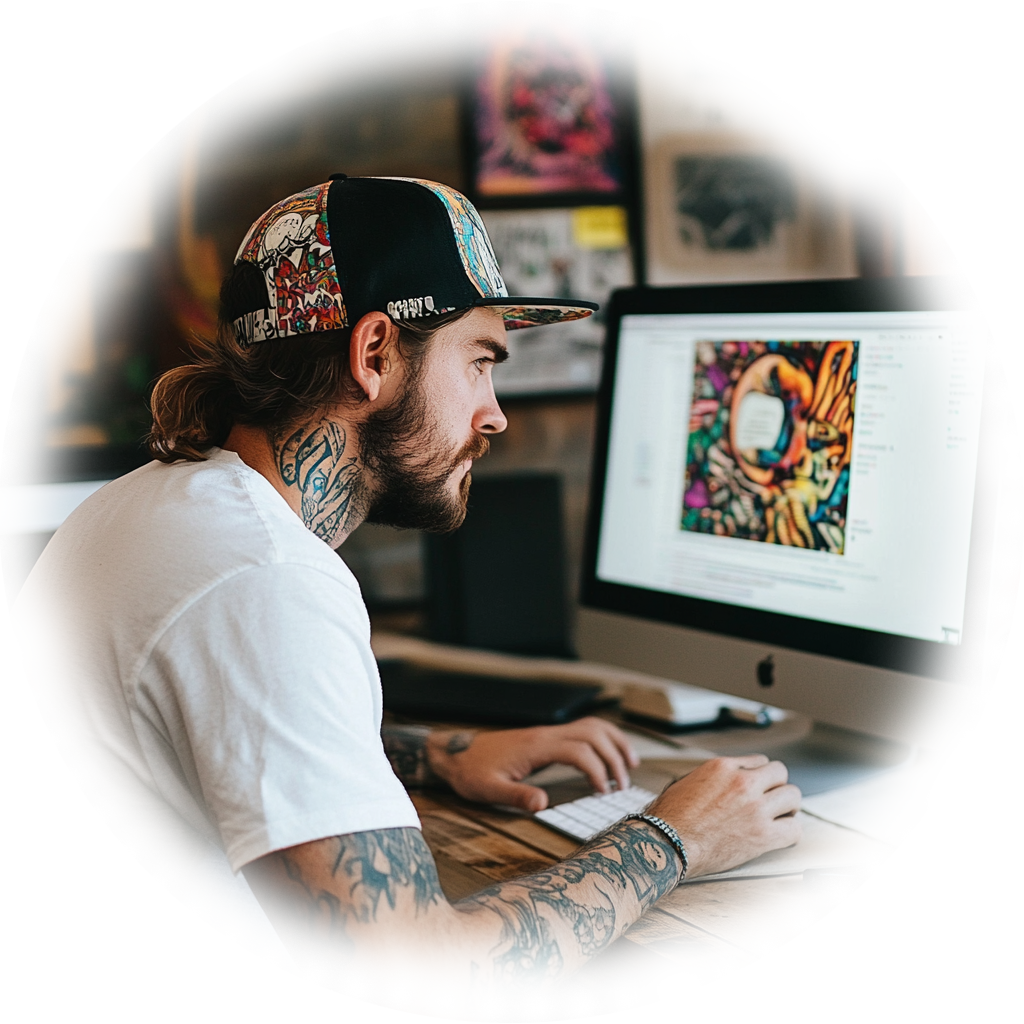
[147,334,240,462]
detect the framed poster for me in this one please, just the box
[647,134,858,283]
[464,36,639,208]
[482,206,634,396]
[630,2,856,284]
[0,2,149,256]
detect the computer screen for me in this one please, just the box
[578,279,987,740]
[599,307,980,646]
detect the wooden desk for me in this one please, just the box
[376,634,1024,1019]
[413,782,1024,1024]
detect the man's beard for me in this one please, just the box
[358,378,490,533]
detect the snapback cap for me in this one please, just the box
[226,174,598,346]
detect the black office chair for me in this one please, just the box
[0,798,153,1024]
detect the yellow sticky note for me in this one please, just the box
[572,206,628,249]
[704,1,761,37]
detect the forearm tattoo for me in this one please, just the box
[458,819,682,978]
[381,725,474,787]
[276,419,361,544]
[275,828,444,937]
[260,819,679,978]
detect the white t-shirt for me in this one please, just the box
[21,448,420,872]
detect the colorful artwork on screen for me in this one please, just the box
[473,39,622,196]
[681,340,858,554]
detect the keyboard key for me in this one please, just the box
[535,786,657,841]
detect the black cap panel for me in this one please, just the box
[328,177,478,324]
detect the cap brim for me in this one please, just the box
[473,296,598,331]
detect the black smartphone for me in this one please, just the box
[868,929,1019,999]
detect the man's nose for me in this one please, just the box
[474,393,508,435]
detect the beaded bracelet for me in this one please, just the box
[622,813,689,884]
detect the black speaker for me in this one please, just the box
[424,473,573,658]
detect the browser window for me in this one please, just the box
[596,310,983,645]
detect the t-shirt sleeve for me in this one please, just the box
[137,561,420,871]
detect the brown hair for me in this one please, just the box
[147,303,469,464]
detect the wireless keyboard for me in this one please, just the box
[534,785,658,842]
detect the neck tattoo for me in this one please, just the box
[277,419,362,545]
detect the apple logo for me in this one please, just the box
[756,654,775,688]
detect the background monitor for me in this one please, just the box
[577,278,989,746]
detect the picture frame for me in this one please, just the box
[646,133,858,284]
[463,36,640,211]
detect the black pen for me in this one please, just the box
[802,847,1024,888]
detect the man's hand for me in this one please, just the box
[646,754,802,877]
[425,718,639,812]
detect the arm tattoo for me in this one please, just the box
[257,823,679,977]
[381,725,475,787]
[457,819,681,978]
[277,419,361,544]
[275,828,443,937]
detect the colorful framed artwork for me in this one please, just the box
[466,37,638,206]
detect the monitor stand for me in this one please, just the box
[679,717,913,797]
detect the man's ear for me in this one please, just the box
[349,311,399,403]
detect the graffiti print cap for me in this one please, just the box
[226,174,598,346]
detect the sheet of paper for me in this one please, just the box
[802,757,1024,892]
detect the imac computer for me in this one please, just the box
[577,277,988,779]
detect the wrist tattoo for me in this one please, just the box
[458,818,681,977]
[381,725,441,787]
[444,732,474,755]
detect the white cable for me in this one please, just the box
[987,606,1024,655]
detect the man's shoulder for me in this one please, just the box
[36,449,360,623]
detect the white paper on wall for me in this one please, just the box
[483,207,634,395]
[0,1,151,254]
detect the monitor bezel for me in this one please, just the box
[580,277,988,683]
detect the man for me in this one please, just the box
[24,175,800,986]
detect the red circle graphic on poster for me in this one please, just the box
[0,9,48,95]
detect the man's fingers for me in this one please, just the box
[608,724,640,769]
[731,753,771,770]
[557,718,636,786]
[765,782,802,819]
[486,778,549,813]
[553,740,614,794]
[768,808,803,849]
[749,758,789,793]
[579,730,632,792]
[585,718,640,769]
